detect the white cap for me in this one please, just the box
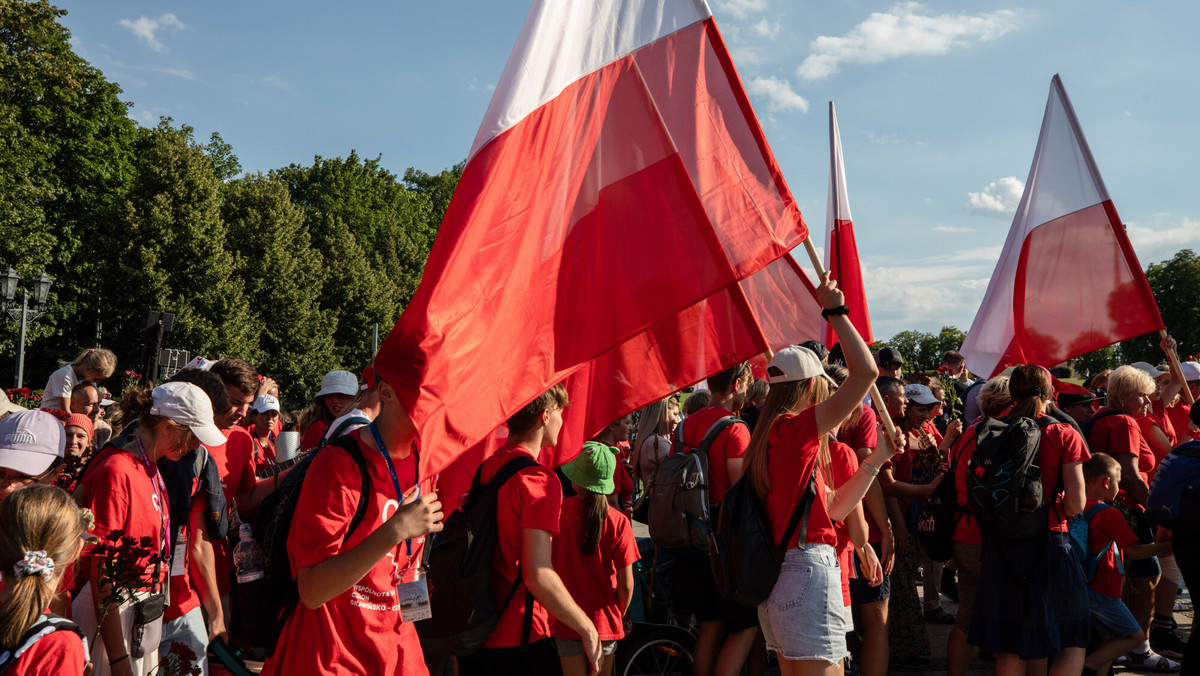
[767,346,836,385]
[0,410,65,476]
[252,394,281,414]
[1182,361,1200,383]
[150,382,226,447]
[904,383,939,405]
[1129,361,1168,379]
[183,356,214,371]
[0,390,26,416]
[315,370,358,398]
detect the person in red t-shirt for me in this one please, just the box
[259,372,444,676]
[247,394,281,472]
[297,370,359,452]
[1080,454,1175,674]
[741,276,898,672]
[671,362,760,676]
[75,382,228,676]
[552,442,639,676]
[0,485,92,676]
[1163,362,1198,443]
[458,385,601,676]
[968,366,1090,676]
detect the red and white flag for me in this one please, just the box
[376,0,822,476]
[822,102,873,348]
[961,75,1164,378]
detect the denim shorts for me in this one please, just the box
[1088,588,1141,639]
[757,543,848,665]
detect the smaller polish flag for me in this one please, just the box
[961,75,1164,378]
[822,102,873,348]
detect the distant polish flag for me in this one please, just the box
[961,75,1164,378]
[822,102,873,348]
[377,0,822,476]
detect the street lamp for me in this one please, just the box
[1,268,53,389]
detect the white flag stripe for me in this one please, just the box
[469,0,712,160]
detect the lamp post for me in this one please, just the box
[1,268,53,389]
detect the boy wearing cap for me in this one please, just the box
[457,385,601,676]
[875,347,905,379]
[261,370,444,675]
[552,445,640,676]
[1057,382,1102,423]
[319,364,382,447]
[249,394,282,471]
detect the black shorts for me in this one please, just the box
[1126,507,1161,579]
[669,549,759,631]
[849,541,891,604]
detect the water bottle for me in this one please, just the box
[232,523,265,583]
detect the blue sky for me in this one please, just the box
[56,1,1200,339]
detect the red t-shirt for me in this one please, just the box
[479,444,562,648]
[78,450,170,591]
[681,407,750,505]
[1165,401,1197,442]
[201,427,258,597]
[837,406,877,453]
[763,408,853,549]
[1088,410,1154,487]
[551,496,640,640]
[1085,500,1138,598]
[247,425,278,471]
[300,420,329,452]
[830,440,859,606]
[951,423,983,544]
[1036,421,1090,531]
[1151,400,1177,448]
[261,431,428,676]
[4,618,86,676]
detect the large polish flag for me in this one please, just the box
[961,75,1164,379]
[376,0,823,476]
[822,102,873,348]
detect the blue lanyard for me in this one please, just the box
[368,422,418,558]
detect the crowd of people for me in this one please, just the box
[0,279,1197,676]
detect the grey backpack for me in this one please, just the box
[648,416,744,551]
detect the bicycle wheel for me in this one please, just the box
[614,623,694,676]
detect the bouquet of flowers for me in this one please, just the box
[936,365,962,421]
[4,387,42,408]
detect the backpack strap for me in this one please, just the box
[0,613,84,670]
[697,416,745,457]
[330,434,379,539]
[325,416,372,446]
[1083,502,1111,523]
[670,421,687,457]
[779,467,819,551]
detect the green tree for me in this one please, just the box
[99,120,259,369]
[0,0,138,380]
[222,175,337,403]
[885,330,934,373]
[1120,249,1200,365]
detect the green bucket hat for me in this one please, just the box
[562,441,616,495]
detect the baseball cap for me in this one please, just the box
[63,413,95,442]
[0,409,66,477]
[0,390,26,417]
[904,384,939,405]
[361,364,377,391]
[562,442,616,495]
[316,370,358,398]
[874,347,904,367]
[1181,361,1200,383]
[1055,382,1101,408]
[252,394,281,414]
[97,387,115,408]
[150,382,226,447]
[1129,361,1168,379]
[767,346,837,385]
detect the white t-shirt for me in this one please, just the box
[321,408,371,444]
[42,365,76,410]
[637,435,671,486]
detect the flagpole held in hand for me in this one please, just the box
[800,236,901,448]
[1159,331,1195,405]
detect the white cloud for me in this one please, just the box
[752,19,780,39]
[1125,217,1200,264]
[260,75,288,90]
[714,0,769,19]
[797,3,1021,81]
[932,224,974,232]
[119,14,185,52]
[747,76,809,114]
[967,176,1024,215]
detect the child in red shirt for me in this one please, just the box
[552,442,639,676]
[1080,454,1173,674]
[0,485,91,676]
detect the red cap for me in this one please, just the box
[361,364,376,390]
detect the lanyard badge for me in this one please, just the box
[367,422,431,622]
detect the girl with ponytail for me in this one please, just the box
[0,485,92,675]
[551,444,640,676]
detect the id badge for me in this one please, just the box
[171,532,187,577]
[397,567,432,622]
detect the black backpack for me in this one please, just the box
[417,455,539,657]
[239,435,372,654]
[965,416,1054,541]
[0,613,84,672]
[648,416,745,551]
[709,468,816,607]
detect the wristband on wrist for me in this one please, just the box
[821,305,850,319]
[862,461,881,477]
[110,654,129,666]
